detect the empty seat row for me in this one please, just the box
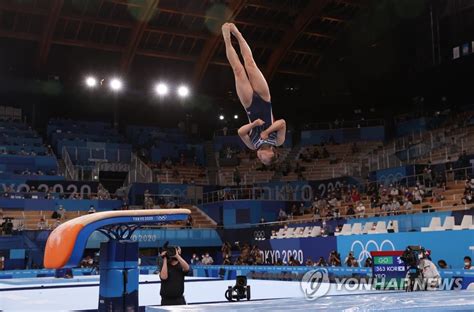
[335,220,399,236]
[270,226,322,239]
[421,215,473,232]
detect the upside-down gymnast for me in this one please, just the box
[222,23,286,166]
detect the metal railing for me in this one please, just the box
[62,146,78,180]
[351,135,473,174]
[258,203,474,231]
[126,152,153,185]
[64,146,131,164]
[200,166,474,205]
[357,125,474,172]
[213,119,385,137]
[2,191,117,200]
[301,119,385,131]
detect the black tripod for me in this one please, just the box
[406,266,422,291]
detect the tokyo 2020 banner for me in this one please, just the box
[257,236,337,264]
[256,230,474,269]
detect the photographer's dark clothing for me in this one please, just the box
[160,261,188,305]
[161,296,186,306]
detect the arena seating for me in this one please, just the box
[0,106,22,121]
[0,210,88,230]
[265,176,474,240]
[280,141,382,181]
[271,226,322,239]
[214,134,382,185]
[48,119,131,167]
[270,211,474,239]
[364,111,474,171]
[288,179,472,223]
[0,203,215,231]
[212,114,470,186]
[0,120,58,177]
[273,218,402,239]
[455,215,473,230]
[151,165,209,185]
[217,148,291,185]
[127,126,209,184]
[140,204,216,228]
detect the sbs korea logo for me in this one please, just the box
[300,268,330,300]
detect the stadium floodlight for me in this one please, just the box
[155,83,169,96]
[219,115,225,120]
[109,78,123,91]
[85,76,97,88]
[177,85,190,98]
[234,114,239,120]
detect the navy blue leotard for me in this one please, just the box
[245,93,278,149]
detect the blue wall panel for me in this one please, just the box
[86,229,222,248]
[346,211,452,232]
[395,117,430,137]
[257,236,338,264]
[221,201,283,226]
[0,199,122,211]
[337,230,474,269]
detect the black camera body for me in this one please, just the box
[401,245,425,291]
[401,245,425,267]
[161,241,177,259]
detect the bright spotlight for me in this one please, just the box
[234,114,238,119]
[155,83,169,96]
[219,115,225,120]
[85,76,97,88]
[177,85,190,98]
[109,78,123,91]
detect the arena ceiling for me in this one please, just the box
[0,0,366,94]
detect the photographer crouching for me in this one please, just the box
[158,242,190,306]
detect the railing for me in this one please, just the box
[213,119,385,137]
[0,106,22,121]
[301,119,385,130]
[254,203,474,231]
[62,146,78,180]
[351,133,473,174]
[217,172,262,186]
[200,203,474,230]
[64,146,131,164]
[201,166,474,205]
[127,152,153,185]
[359,125,474,172]
[133,203,474,231]
[2,191,118,200]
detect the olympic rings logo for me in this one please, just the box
[132,215,167,222]
[253,231,266,241]
[379,173,404,186]
[350,240,395,263]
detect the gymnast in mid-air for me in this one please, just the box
[222,23,286,166]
